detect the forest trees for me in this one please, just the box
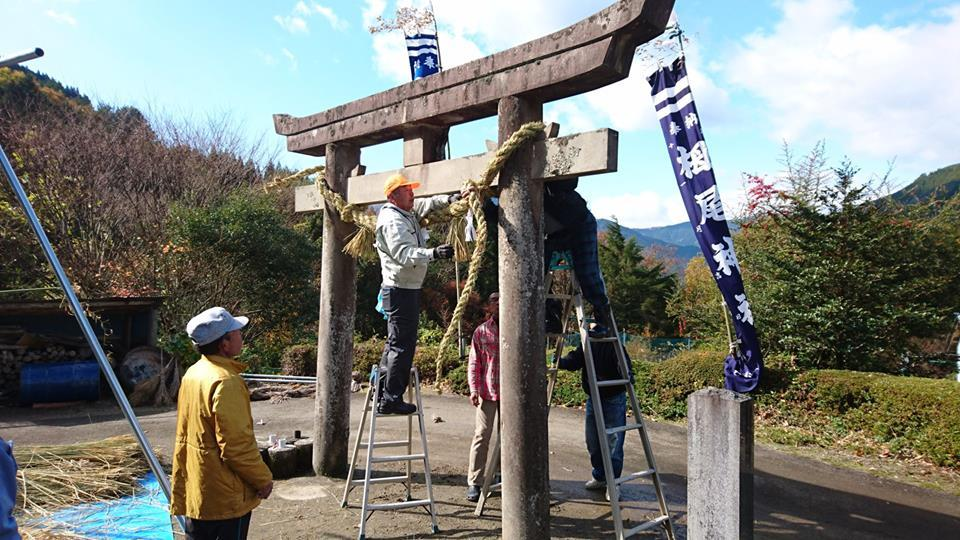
[0,66,319,363]
[598,220,676,335]
[671,144,960,372]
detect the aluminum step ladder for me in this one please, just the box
[572,273,675,539]
[342,366,439,539]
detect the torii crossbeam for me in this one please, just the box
[273,1,675,537]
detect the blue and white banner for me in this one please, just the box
[406,33,441,80]
[649,57,763,392]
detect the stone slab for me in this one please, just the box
[294,128,617,212]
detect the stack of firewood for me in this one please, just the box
[0,326,95,401]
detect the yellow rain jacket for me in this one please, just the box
[170,354,272,520]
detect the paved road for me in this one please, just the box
[2,389,958,538]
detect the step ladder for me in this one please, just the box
[342,366,439,540]
[476,265,676,539]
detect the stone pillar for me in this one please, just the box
[403,124,449,166]
[497,96,549,539]
[687,387,754,540]
[313,142,360,477]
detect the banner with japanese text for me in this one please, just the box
[648,57,763,392]
[405,33,441,80]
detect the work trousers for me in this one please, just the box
[585,393,626,481]
[378,287,421,404]
[467,398,499,487]
[184,511,252,540]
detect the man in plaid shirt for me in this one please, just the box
[544,178,612,333]
[466,292,500,502]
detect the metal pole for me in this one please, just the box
[1,144,184,531]
[0,48,44,69]
[721,296,735,353]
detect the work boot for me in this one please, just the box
[377,399,417,415]
[466,485,481,502]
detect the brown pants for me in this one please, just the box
[467,398,499,487]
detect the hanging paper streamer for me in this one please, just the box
[649,57,763,392]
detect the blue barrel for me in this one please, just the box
[20,360,100,404]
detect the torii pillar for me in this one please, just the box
[496,96,550,535]
[314,142,359,476]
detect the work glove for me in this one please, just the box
[433,244,455,259]
[447,192,462,204]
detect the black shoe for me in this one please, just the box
[466,485,481,502]
[377,400,417,415]
[593,307,614,336]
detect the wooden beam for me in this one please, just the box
[272,0,674,156]
[293,129,617,212]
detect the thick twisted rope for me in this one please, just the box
[430,121,544,383]
[268,121,546,382]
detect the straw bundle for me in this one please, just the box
[13,435,150,518]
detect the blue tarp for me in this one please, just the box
[36,473,172,539]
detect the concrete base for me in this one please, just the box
[687,387,754,540]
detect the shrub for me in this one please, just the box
[645,349,725,418]
[446,363,469,395]
[352,337,460,385]
[281,344,317,376]
[784,370,960,468]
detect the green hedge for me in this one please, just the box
[286,339,960,470]
[282,338,460,384]
[784,370,960,468]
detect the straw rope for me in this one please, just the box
[268,121,546,381]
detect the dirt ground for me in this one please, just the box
[2,389,959,539]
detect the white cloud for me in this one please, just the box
[370,33,410,82]
[254,49,277,66]
[311,2,348,31]
[45,9,77,26]
[274,14,308,34]
[282,48,298,71]
[362,0,387,29]
[294,1,311,16]
[431,0,607,52]
[588,192,689,229]
[725,0,960,170]
[277,2,346,33]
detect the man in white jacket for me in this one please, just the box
[374,174,462,414]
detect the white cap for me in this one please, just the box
[186,307,248,346]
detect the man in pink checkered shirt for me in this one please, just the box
[466,292,499,502]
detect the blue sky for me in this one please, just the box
[4,0,959,228]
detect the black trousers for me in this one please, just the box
[378,287,421,404]
[184,512,251,540]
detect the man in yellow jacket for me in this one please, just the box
[171,307,273,539]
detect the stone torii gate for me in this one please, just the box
[273,1,674,536]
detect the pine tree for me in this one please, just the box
[599,220,677,335]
